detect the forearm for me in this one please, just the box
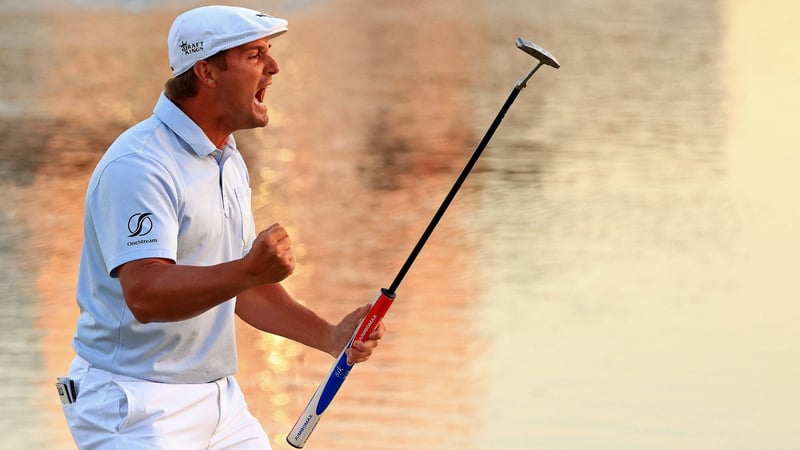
[236,283,337,356]
[119,223,295,324]
[119,258,260,323]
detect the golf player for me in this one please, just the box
[60,6,385,449]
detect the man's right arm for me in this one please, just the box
[117,223,294,323]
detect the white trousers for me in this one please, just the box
[62,356,272,449]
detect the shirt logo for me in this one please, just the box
[128,213,154,237]
[179,40,204,56]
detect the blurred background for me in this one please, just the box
[1,0,798,449]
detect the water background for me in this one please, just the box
[1,0,798,449]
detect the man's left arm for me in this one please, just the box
[235,283,385,363]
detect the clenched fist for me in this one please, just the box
[243,223,295,284]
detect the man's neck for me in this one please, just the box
[172,96,230,149]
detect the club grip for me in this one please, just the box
[287,289,395,448]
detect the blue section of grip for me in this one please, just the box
[316,346,354,415]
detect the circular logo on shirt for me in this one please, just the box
[128,212,154,237]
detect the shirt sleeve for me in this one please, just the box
[88,153,180,276]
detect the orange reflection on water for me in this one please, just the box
[236,1,485,448]
[30,7,183,449]
[30,166,86,449]
[29,1,486,449]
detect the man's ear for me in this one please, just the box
[193,61,217,86]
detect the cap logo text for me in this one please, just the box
[179,40,204,56]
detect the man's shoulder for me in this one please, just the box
[112,116,172,153]
[98,115,189,169]
[89,118,178,186]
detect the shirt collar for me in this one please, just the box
[153,92,237,157]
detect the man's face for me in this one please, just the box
[214,37,279,131]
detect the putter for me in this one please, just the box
[287,37,559,449]
[515,37,560,86]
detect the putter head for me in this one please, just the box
[516,37,560,69]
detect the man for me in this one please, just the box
[59,6,385,449]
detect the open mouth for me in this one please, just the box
[255,87,266,107]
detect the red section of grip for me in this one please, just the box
[350,290,394,347]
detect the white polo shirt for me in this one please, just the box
[72,93,257,383]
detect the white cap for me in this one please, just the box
[168,6,288,77]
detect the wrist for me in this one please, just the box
[324,322,342,358]
[229,257,262,290]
